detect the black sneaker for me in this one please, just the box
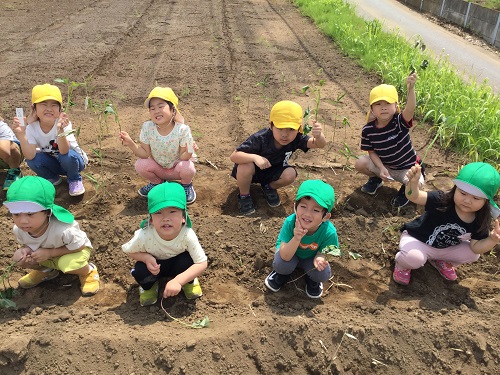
[138,182,158,197]
[360,177,383,195]
[305,275,323,298]
[264,271,289,292]
[261,184,281,207]
[391,185,409,208]
[181,183,197,205]
[237,194,255,215]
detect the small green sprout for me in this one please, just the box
[0,261,18,309]
[161,298,210,329]
[321,245,362,260]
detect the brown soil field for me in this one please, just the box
[0,0,499,374]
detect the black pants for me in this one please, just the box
[131,251,194,290]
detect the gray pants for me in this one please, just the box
[272,251,331,283]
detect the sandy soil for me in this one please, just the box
[0,0,499,374]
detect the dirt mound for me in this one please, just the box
[0,1,498,374]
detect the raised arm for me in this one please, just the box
[402,73,417,123]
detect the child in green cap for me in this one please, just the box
[393,162,500,285]
[3,176,100,296]
[264,179,339,298]
[122,181,207,307]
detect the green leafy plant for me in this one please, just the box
[321,244,362,260]
[0,261,18,309]
[301,79,326,134]
[160,298,210,329]
[294,0,500,164]
[54,78,87,112]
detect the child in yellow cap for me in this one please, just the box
[0,116,23,190]
[11,84,88,196]
[230,100,326,215]
[393,162,500,285]
[119,87,197,204]
[264,180,338,298]
[122,182,207,306]
[3,176,100,296]
[354,73,424,208]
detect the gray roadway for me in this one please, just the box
[346,0,500,93]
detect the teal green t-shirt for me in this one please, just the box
[275,214,339,259]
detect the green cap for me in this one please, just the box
[453,162,500,218]
[146,182,191,227]
[3,176,74,223]
[295,180,335,212]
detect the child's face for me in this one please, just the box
[453,188,487,217]
[295,197,330,234]
[11,211,49,237]
[271,125,298,147]
[151,207,185,241]
[149,98,175,126]
[35,100,61,124]
[370,100,397,123]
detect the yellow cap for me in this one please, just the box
[369,84,398,105]
[31,84,63,105]
[269,100,302,130]
[144,87,179,110]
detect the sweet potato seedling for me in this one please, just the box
[0,261,18,309]
[161,298,210,329]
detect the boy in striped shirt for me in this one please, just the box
[354,73,424,208]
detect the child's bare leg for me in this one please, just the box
[354,155,378,177]
[269,167,296,189]
[235,163,254,195]
[8,142,22,168]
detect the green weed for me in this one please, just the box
[0,261,18,309]
[294,0,500,164]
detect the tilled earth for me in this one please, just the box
[0,1,499,374]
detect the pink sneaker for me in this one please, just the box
[429,260,457,281]
[393,267,411,285]
[69,180,85,196]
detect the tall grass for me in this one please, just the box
[294,0,500,165]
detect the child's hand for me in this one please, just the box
[26,104,38,124]
[13,246,32,263]
[56,113,70,132]
[314,255,328,271]
[163,279,182,298]
[405,164,422,183]
[406,72,417,90]
[11,117,27,136]
[118,131,134,147]
[379,167,392,181]
[145,258,160,275]
[490,219,500,243]
[254,155,271,170]
[293,217,308,241]
[29,248,51,263]
[310,120,323,138]
[174,111,184,124]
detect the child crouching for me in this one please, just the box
[122,182,207,306]
[3,176,99,296]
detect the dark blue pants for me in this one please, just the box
[131,251,194,290]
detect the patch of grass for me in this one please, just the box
[294,0,500,165]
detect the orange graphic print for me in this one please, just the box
[298,242,319,251]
